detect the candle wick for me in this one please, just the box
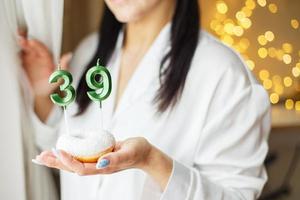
[63,106,70,135]
[58,62,61,70]
[99,101,104,130]
[97,58,100,66]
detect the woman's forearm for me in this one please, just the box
[34,95,54,122]
[142,145,173,190]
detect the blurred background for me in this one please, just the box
[62,0,300,199]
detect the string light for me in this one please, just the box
[258,35,267,45]
[283,76,293,87]
[216,1,228,14]
[291,19,299,29]
[285,99,294,110]
[268,3,278,13]
[283,54,292,64]
[282,43,293,53]
[265,31,275,42]
[296,101,300,111]
[270,93,280,104]
[257,0,267,7]
[208,0,300,111]
[258,48,268,58]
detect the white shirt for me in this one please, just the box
[31,23,271,200]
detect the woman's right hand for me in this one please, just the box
[18,30,72,97]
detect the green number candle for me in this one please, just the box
[49,69,76,107]
[85,59,112,104]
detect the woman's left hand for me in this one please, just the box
[35,137,173,189]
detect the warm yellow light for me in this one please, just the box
[246,0,256,10]
[257,0,267,7]
[272,75,281,84]
[282,43,293,54]
[209,0,300,107]
[291,19,299,29]
[296,101,300,111]
[241,18,252,29]
[259,70,270,80]
[258,48,268,58]
[233,26,244,36]
[268,3,278,13]
[216,1,228,14]
[224,19,234,24]
[285,99,294,110]
[210,20,219,30]
[239,38,250,50]
[224,23,235,34]
[222,35,234,46]
[270,93,279,104]
[268,47,277,58]
[263,79,272,90]
[258,35,267,45]
[245,60,255,70]
[240,18,252,29]
[215,13,227,21]
[242,7,252,17]
[276,50,284,61]
[274,85,284,95]
[236,11,246,20]
[292,67,300,77]
[264,31,275,42]
[215,24,224,35]
[283,54,292,64]
[283,77,293,87]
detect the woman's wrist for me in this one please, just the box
[34,94,54,122]
[140,143,173,190]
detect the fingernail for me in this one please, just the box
[96,159,110,169]
[32,159,43,166]
[52,148,61,160]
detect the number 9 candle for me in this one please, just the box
[86,59,112,130]
[85,59,112,106]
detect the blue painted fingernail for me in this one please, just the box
[96,159,110,169]
[52,148,61,160]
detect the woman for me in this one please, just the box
[19,0,271,199]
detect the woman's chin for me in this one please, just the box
[114,12,142,23]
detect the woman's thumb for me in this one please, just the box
[60,52,73,70]
[96,150,128,169]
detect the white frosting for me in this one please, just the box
[56,129,115,157]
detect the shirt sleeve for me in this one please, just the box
[161,62,271,200]
[30,105,62,150]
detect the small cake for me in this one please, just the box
[56,130,115,163]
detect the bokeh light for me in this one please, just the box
[205,0,300,111]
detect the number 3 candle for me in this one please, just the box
[49,64,76,134]
[49,68,76,107]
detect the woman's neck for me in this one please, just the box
[124,0,175,51]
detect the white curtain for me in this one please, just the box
[0,0,63,199]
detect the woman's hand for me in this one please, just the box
[18,30,71,97]
[34,137,173,189]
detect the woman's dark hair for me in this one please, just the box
[76,0,200,114]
